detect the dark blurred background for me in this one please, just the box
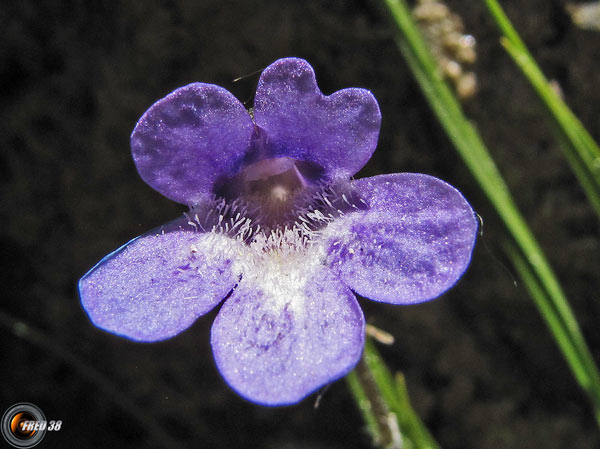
[1,0,599,448]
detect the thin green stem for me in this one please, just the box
[347,338,442,449]
[503,241,600,427]
[347,355,403,449]
[363,339,442,449]
[379,0,600,426]
[346,369,383,446]
[484,0,600,218]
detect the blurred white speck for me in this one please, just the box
[13,321,29,337]
[568,2,600,31]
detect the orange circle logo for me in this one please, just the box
[1,404,46,448]
[10,412,37,439]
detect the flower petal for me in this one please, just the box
[79,226,240,342]
[131,83,254,205]
[324,173,478,304]
[253,58,381,179]
[211,269,365,406]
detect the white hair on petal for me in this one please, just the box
[179,180,367,312]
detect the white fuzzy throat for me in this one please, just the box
[182,180,367,313]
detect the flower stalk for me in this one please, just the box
[346,338,442,449]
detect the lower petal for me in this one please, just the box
[211,269,365,406]
[79,227,240,342]
[324,173,478,304]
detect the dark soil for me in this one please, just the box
[1,1,599,448]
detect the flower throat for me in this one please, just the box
[190,157,367,243]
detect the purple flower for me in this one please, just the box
[79,58,477,406]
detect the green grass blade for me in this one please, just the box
[394,372,441,449]
[484,0,600,217]
[346,339,442,449]
[503,240,600,426]
[363,339,442,449]
[346,369,383,447]
[379,0,600,426]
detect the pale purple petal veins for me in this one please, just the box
[79,224,240,342]
[211,270,365,406]
[253,58,381,179]
[325,173,478,305]
[131,83,254,205]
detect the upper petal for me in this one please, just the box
[79,225,241,342]
[211,268,365,406]
[253,58,381,179]
[131,83,254,205]
[324,173,478,304]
